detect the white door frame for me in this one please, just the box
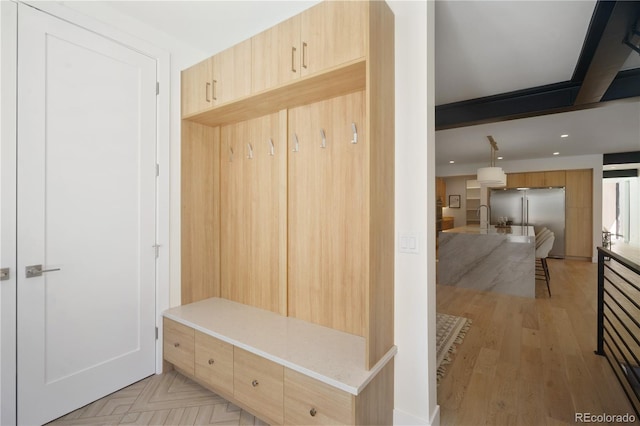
[0,2,170,424]
[1,2,19,425]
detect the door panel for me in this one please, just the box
[17,6,157,424]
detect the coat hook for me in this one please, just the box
[351,123,358,144]
[247,143,254,159]
[229,146,234,162]
[268,138,275,156]
[292,133,300,153]
[320,129,326,149]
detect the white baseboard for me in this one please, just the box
[394,405,440,425]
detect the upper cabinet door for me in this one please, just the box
[212,38,252,105]
[300,1,367,76]
[181,57,214,117]
[252,15,301,93]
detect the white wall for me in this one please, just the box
[437,154,604,261]
[389,1,436,424]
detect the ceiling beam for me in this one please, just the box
[574,1,640,105]
[435,1,640,131]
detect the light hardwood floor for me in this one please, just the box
[437,258,636,425]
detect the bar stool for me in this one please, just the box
[535,232,555,297]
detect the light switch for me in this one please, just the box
[399,233,419,254]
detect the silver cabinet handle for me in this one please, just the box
[212,79,217,101]
[291,46,297,72]
[205,82,211,102]
[302,42,308,69]
[25,264,61,278]
[0,268,9,281]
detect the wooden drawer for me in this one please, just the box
[194,331,234,396]
[163,318,195,375]
[234,348,284,424]
[284,368,353,425]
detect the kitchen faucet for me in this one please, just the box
[476,204,491,229]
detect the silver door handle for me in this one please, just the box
[26,264,61,278]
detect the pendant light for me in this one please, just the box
[477,135,506,187]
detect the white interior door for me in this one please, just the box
[17,5,157,424]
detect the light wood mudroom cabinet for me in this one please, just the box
[173,1,395,425]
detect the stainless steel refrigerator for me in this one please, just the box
[489,187,565,258]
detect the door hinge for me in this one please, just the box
[156,82,160,95]
[156,163,160,177]
[152,243,161,258]
[155,326,159,340]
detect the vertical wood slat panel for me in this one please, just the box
[366,0,395,369]
[220,112,286,315]
[288,91,367,337]
[181,121,220,304]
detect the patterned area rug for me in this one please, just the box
[437,313,472,384]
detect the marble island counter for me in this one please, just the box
[438,225,536,298]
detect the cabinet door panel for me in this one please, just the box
[506,173,525,188]
[544,170,565,187]
[284,368,353,425]
[163,318,195,375]
[213,39,252,104]
[234,348,284,425]
[221,112,286,314]
[565,169,592,257]
[181,58,213,117]
[252,15,300,93]
[525,172,545,187]
[195,331,234,396]
[288,91,367,337]
[300,1,367,76]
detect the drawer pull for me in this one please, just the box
[310,408,317,417]
[251,379,259,387]
[208,359,215,365]
[173,342,180,348]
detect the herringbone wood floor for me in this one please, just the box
[48,371,267,426]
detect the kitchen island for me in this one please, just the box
[438,225,536,298]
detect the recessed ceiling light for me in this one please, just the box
[449,160,455,164]
[497,156,503,160]
[553,152,560,155]
[561,134,569,138]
